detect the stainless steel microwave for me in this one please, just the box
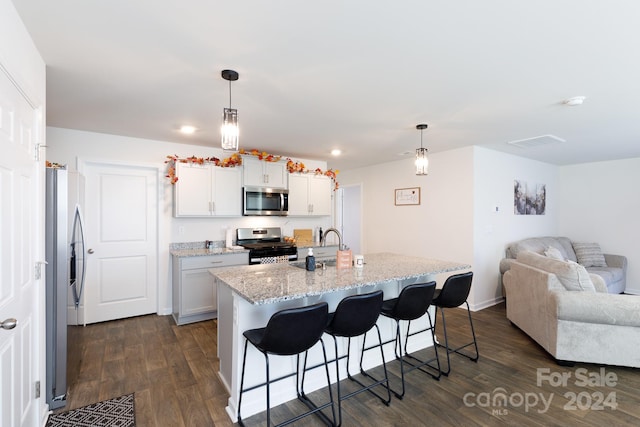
[243,186,289,216]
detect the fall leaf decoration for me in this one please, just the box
[164,153,242,183]
[165,150,339,189]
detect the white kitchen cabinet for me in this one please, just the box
[288,173,332,216]
[173,162,242,217]
[172,252,248,325]
[242,156,288,189]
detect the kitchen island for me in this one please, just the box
[212,253,470,422]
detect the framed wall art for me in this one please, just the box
[395,187,420,206]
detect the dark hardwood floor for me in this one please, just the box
[59,303,640,426]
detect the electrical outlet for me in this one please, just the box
[178,226,185,235]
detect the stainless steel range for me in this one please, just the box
[236,227,298,265]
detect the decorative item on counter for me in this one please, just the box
[354,254,364,268]
[293,229,313,245]
[336,249,352,269]
[305,248,316,271]
[225,228,233,248]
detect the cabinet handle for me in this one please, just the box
[210,261,223,264]
[211,201,215,213]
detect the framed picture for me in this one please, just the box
[395,187,420,206]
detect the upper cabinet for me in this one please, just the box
[174,162,242,217]
[242,156,288,189]
[288,173,332,216]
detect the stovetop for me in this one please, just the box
[236,227,296,252]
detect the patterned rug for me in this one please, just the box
[47,393,135,427]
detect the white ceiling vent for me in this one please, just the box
[507,134,566,149]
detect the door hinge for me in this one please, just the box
[35,381,40,398]
[35,143,47,161]
[34,261,47,280]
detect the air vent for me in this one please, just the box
[507,134,565,148]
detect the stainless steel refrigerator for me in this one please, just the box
[45,167,68,410]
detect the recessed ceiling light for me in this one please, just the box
[331,149,341,156]
[563,96,586,106]
[180,125,197,134]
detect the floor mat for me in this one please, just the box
[47,393,135,427]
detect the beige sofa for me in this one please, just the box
[503,251,640,367]
[500,236,627,294]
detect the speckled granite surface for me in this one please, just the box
[211,252,470,305]
[170,247,248,257]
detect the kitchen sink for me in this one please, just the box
[290,259,337,269]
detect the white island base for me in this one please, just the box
[213,253,470,422]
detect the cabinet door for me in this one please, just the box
[242,156,265,187]
[242,156,288,189]
[180,268,216,316]
[287,173,310,215]
[264,161,287,189]
[308,175,332,216]
[174,162,213,216]
[213,167,242,216]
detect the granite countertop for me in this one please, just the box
[171,247,248,258]
[211,252,470,305]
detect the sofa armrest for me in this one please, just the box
[604,253,627,271]
[549,291,640,327]
[499,258,515,274]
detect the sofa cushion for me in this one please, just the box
[516,251,596,292]
[572,242,607,267]
[585,267,625,283]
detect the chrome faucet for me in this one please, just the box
[321,227,343,250]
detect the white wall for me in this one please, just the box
[339,147,475,291]
[558,157,640,294]
[473,147,558,308]
[339,146,560,310]
[46,126,334,315]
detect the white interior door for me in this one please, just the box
[82,161,158,324]
[0,66,41,427]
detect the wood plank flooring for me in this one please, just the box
[58,303,640,426]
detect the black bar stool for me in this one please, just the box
[379,281,441,399]
[237,302,336,427]
[432,271,479,376]
[321,290,391,426]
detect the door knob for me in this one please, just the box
[87,249,94,254]
[1,318,17,330]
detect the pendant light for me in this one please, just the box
[221,69,239,151]
[415,124,429,175]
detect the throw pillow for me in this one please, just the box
[544,246,564,261]
[572,242,607,267]
[564,261,597,292]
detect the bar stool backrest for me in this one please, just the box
[326,290,384,337]
[391,282,436,321]
[257,302,329,356]
[435,272,473,308]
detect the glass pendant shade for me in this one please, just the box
[221,107,239,151]
[415,147,429,175]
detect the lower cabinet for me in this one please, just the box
[172,252,248,325]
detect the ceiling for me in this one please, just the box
[12,0,640,172]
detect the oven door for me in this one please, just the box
[243,187,288,216]
[248,247,298,265]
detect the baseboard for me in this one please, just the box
[470,296,505,312]
[157,307,172,316]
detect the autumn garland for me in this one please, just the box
[165,148,339,189]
